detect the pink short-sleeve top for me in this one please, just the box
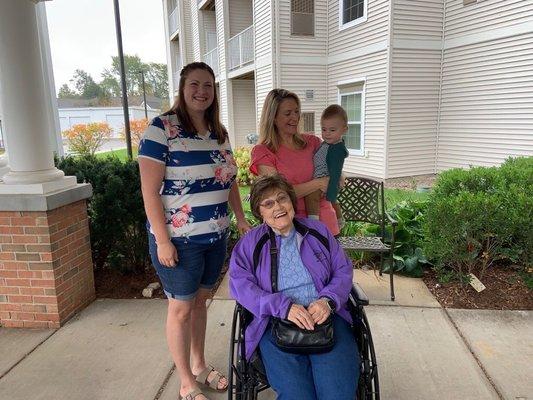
[250,134,340,235]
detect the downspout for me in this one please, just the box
[273,0,281,88]
[383,0,394,180]
[326,0,330,107]
[435,1,447,174]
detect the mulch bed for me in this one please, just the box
[94,259,532,311]
[94,267,166,299]
[422,265,532,310]
[94,262,231,300]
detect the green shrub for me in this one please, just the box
[56,155,149,274]
[233,147,254,186]
[372,200,431,277]
[424,157,532,280]
[341,200,431,277]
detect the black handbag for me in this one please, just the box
[271,316,334,354]
[267,228,335,355]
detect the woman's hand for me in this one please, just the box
[236,217,252,235]
[287,304,315,330]
[157,241,179,267]
[307,299,331,325]
[315,177,329,193]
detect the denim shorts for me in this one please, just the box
[148,234,227,301]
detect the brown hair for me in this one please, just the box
[321,104,348,125]
[250,174,298,222]
[163,62,227,144]
[259,88,306,152]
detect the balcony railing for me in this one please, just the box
[228,25,254,71]
[168,7,179,37]
[203,47,219,76]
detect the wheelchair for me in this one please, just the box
[228,284,380,399]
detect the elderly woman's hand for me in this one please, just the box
[287,304,315,330]
[308,299,331,325]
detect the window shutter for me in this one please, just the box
[291,0,314,36]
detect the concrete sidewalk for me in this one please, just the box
[1,273,531,400]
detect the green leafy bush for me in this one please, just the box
[341,200,431,277]
[56,155,149,274]
[424,157,533,280]
[371,200,431,277]
[233,147,254,186]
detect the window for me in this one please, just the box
[302,112,315,133]
[339,0,367,29]
[291,0,314,36]
[338,82,364,155]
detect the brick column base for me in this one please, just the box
[0,200,95,328]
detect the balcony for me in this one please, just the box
[228,26,254,71]
[168,6,179,38]
[203,47,219,77]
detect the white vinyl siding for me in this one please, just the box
[255,65,274,126]
[190,0,202,61]
[182,0,194,63]
[328,50,388,178]
[387,49,441,178]
[231,79,257,147]
[393,0,444,41]
[229,0,253,37]
[339,0,368,30]
[339,85,364,155]
[254,0,274,60]
[437,31,533,170]
[445,0,533,40]
[328,0,389,57]
[281,64,327,136]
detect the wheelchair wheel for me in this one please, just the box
[356,308,380,400]
[229,305,245,400]
[228,305,259,400]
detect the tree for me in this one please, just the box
[57,55,169,102]
[58,84,78,99]
[62,122,112,156]
[102,55,169,99]
[121,118,149,148]
[145,62,169,99]
[70,69,103,99]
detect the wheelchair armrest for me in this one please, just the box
[350,283,369,306]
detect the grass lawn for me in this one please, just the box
[95,148,138,161]
[238,185,428,211]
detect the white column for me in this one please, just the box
[0,0,75,193]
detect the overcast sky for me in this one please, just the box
[46,0,167,92]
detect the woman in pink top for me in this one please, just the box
[250,89,340,235]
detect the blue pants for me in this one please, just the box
[259,314,360,400]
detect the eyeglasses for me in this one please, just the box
[259,193,291,209]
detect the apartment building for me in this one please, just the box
[162,0,533,179]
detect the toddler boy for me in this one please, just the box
[304,104,349,229]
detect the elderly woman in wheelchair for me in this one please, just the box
[229,174,362,400]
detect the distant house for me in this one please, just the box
[163,0,533,179]
[57,96,162,138]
